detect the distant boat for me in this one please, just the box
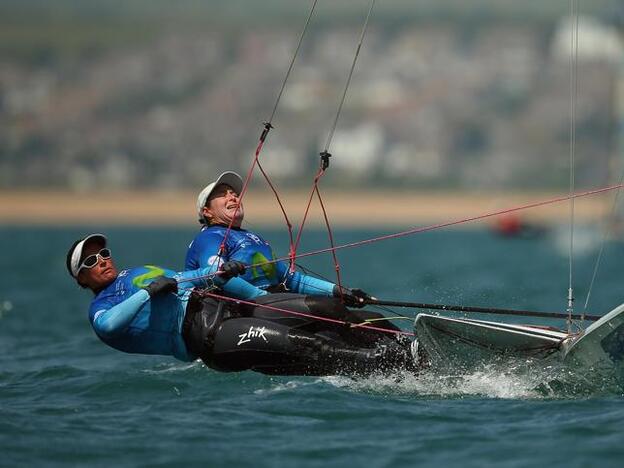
[491,213,547,239]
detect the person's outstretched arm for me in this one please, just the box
[283,267,336,296]
[278,263,373,307]
[177,262,268,300]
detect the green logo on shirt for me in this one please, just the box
[250,252,276,280]
[132,265,166,288]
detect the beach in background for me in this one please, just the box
[0,189,613,226]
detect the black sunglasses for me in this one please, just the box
[78,248,112,272]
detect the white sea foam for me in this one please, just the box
[325,370,538,399]
[254,378,325,395]
[323,359,617,399]
[142,361,204,374]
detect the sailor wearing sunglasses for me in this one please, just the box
[67,233,418,375]
[67,233,248,362]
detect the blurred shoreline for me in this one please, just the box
[0,189,611,227]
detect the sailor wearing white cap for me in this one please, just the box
[186,170,372,307]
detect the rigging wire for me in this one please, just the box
[181,281,414,329]
[194,0,621,331]
[188,183,624,287]
[183,188,622,329]
[349,316,413,328]
[267,0,319,125]
[215,0,319,266]
[291,0,377,297]
[580,4,624,320]
[583,172,624,316]
[296,261,399,316]
[201,289,415,337]
[285,184,624,264]
[322,0,376,153]
[566,0,580,332]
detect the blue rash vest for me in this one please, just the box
[185,225,336,299]
[88,265,228,362]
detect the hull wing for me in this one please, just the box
[563,303,624,378]
[414,313,567,371]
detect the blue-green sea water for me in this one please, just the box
[2,226,624,467]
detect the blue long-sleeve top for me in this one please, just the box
[185,225,336,299]
[88,265,231,361]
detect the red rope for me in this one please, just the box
[314,184,345,294]
[292,169,322,261]
[189,183,624,285]
[217,125,271,257]
[285,183,624,263]
[291,163,345,297]
[256,159,296,274]
[216,125,297,282]
[215,0,318,263]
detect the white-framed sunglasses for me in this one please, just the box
[77,248,112,273]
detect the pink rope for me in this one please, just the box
[218,128,268,256]
[314,184,345,294]
[186,183,624,284]
[200,289,415,337]
[285,183,624,262]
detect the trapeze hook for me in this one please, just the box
[320,151,331,171]
[260,122,274,142]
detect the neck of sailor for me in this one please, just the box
[77,243,119,294]
[203,190,244,228]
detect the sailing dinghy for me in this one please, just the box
[202,0,624,384]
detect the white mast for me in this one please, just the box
[566,0,580,333]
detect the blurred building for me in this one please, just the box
[0,3,622,191]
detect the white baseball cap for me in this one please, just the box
[66,233,107,278]
[196,171,244,223]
